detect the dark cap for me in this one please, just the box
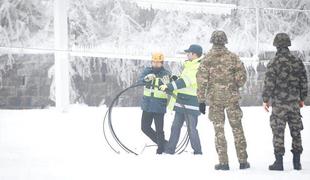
[184,44,203,55]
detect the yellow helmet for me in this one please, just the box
[152,52,164,62]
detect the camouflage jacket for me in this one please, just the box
[262,48,308,104]
[196,45,247,104]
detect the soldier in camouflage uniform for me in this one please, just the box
[196,30,250,170]
[262,33,308,171]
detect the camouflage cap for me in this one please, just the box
[273,33,291,47]
[210,30,228,45]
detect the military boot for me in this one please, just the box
[215,163,230,170]
[240,162,250,170]
[269,155,283,171]
[292,151,302,170]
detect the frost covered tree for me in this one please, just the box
[0,0,53,87]
[68,0,310,57]
[0,0,52,48]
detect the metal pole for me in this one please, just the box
[54,0,70,110]
[255,7,260,58]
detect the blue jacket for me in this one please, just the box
[138,67,171,114]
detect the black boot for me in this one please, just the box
[240,162,250,169]
[215,163,230,170]
[292,151,302,170]
[156,148,163,154]
[269,155,283,171]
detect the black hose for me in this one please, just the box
[103,83,192,155]
[107,83,143,155]
[103,83,146,155]
[102,107,120,154]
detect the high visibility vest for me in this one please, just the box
[168,56,203,110]
[143,77,168,99]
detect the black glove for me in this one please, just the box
[170,75,178,81]
[199,103,206,114]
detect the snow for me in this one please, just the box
[0,105,309,180]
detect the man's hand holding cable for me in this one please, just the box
[144,74,156,82]
[159,84,168,92]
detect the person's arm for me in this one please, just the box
[166,77,187,91]
[165,64,199,91]
[262,60,276,112]
[159,70,192,92]
[138,67,152,84]
[234,56,247,88]
[196,58,209,103]
[299,60,308,106]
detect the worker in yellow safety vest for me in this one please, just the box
[159,44,203,155]
[138,52,171,154]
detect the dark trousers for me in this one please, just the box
[141,111,166,153]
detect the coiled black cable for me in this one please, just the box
[103,83,192,155]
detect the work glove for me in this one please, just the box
[144,74,156,82]
[161,75,170,85]
[199,103,206,114]
[159,84,168,91]
[170,75,178,81]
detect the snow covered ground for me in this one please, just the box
[0,105,309,180]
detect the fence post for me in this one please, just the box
[54,0,70,110]
[255,7,260,58]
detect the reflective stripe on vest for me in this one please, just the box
[174,103,199,111]
[143,78,168,99]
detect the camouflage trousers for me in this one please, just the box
[209,102,248,164]
[270,102,303,156]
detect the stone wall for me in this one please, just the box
[0,54,54,109]
[70,57,181,107]
[71,57,141,107]
[0,53,309,109]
